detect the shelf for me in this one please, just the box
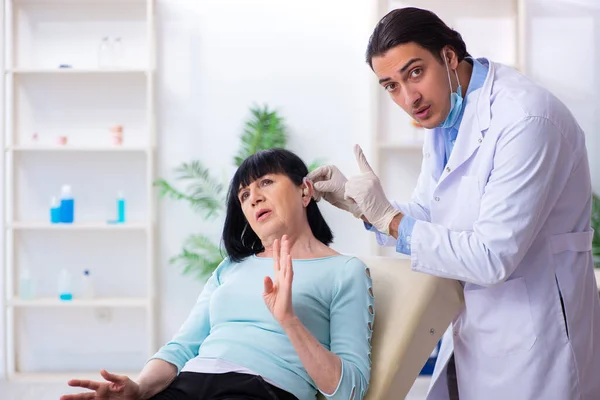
[7,297,149,308]
[7,221,149,231]
[7,371,140,383]
[13,0,147,5]
[7,68,151,75]
[7,145,150,153]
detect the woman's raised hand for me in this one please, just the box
[263,235,296,325]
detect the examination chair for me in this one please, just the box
[318,256,464,400]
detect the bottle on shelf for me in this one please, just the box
[60,185,75,223]
[98,36,113,69]
[50,196,61,224]
[113,37,124,68]
[19,268,35,301]
[117,191,126,223]
[58,269,73,301]
[81,269,95,299]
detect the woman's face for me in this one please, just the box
[238,173,311,242]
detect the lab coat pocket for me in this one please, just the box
[550,231,594,342]
[464,277,537,357]
[450,176,481,231]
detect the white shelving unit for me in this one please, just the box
[2,0,157,380]
[369,0,526,257]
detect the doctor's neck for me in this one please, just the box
[455,58,474,98]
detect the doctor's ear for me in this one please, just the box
[441,46,459,68]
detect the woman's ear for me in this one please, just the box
[302,177,313,207]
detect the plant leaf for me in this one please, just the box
[154,160,225,219]
[234,104,288,166]
[169,234,225,280]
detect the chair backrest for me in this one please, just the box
[317,255,464,400]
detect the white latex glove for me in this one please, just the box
[345,144,400,235]
[307,165,363,218]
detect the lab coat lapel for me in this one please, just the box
[429,129,446,185]
[437,60,494,186]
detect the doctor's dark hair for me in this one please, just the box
[222,148,333,262]
[365,7,470,68]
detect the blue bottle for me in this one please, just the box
[117,191,126,223]
[50,196,61,224]
[60,185,74,223]
[58,268,73,301]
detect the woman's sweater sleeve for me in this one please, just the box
[148,258,231,372]
[320,257,374,400]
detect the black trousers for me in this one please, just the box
[447,355,460,400]
[149,371,299,400]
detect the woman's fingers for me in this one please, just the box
[286,254,294,284]
[263,276,274,294]
[280,235,290,279]
[60,393,96,400]
[100,369,126,384]
[67,379,102,391]
[273,238,280,275]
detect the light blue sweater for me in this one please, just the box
[150,254,374,400]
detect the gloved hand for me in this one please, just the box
[307,165,363,219]
[345,144,401,235]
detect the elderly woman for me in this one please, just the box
[61,149,374,400]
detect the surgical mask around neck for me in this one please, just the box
[439,55,463,129]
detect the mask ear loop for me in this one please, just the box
[444,53,461,94]
[444,53,453,94]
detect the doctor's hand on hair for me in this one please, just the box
[345,144,402,235]
[306,165,363,218]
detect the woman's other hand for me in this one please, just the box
[60,369,140,400]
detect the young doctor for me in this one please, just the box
[308,7,600,400]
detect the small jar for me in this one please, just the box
[110,125,123,145]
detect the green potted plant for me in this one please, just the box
[155,104,322,280]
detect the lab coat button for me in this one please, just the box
[478,138,483,144]
[434,197,440,202]
[445,166,451,173]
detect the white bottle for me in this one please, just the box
[19,268,35,300]
[98,36,113,69]
[81,269,95,299]
[58,268,73,301]
[113,37,124,68]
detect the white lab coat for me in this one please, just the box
[375,59,600,399]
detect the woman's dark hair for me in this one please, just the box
[222,148,333,262]
[365,7,470,68]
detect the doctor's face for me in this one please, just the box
[371,43,455,129]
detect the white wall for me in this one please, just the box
[155,0,376,346]
[523,0,600,193]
